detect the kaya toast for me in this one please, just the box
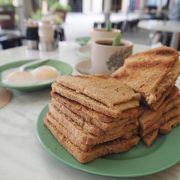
[44,117,140,163]
[112,47,180,110]
[52,75,140,118]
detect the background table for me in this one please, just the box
[0,42,180,180]
[138,20,180,49]
[138,20,180,33]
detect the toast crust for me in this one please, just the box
[138,86,180,141]
[55,75,140,107]
[142,130,158,146]
[159,115,180,134]
[52,84,139,118]
[52,92,139,122]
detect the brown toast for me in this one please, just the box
[150,86,174,110]
[160,91,180,126]
[44,117,140,163]
[52,84,139,118]
[159,115,180,134]
[112,47,180,109]
[162,107,180,124]
[51,93,139,126]
[45,112,137,151]
[162,96,180,114]
[52,75,140,118]
[139,109,162,133]
[138,87,179,135]
[140,122,159,137]
[55,75,140,106]
[142,129,158,146]
[49,102,137,136]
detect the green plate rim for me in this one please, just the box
[0,59,73,91]
[37,105,180,178]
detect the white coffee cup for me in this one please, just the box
[91,28,121,42]
[91,39,133,74]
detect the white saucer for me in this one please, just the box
[76,44,91,58]
[75,60,92,75]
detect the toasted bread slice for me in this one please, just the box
[55,75,140,106]
[162,107,180,123]
[159,115,180,134]
[160,90,180,126]
[138,107,162,131]
[52,84,139,118]
[51,92,138,123]
[50,101,137,136]
[150,86,174,110]
[163,96,180,114]
[139,87,179,134]
[52,75,140,118]
[140,122,159,137]
[142,130,158,146]
[44,117,140,163]
[112,47,180,108]
[45,112,137,151]
[151,86,179,110]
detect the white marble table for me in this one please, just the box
[0,42,180,180]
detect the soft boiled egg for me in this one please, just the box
[3,71,35,85]
[31,65,58,81]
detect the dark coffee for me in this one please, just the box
[96,40,125,46]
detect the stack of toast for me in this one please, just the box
[160,86,180,134]
[138,86,180,145]
[43,46,180,163]
[44,75,141,163]
[113,46,180,145]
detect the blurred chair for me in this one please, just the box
[93,22,106,28]
[126,19,139,32]
[0,34,24,49]
[112,21,124,32]
[93,21,124,31]
[56,26,65,41]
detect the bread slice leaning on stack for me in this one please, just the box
[112,46,180,145]
[112,46,180,110]
[159,87,180,134]
[139,86,180,145]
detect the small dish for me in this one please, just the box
[0,59,73,92]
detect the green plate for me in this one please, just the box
[37,105,180,177]
[75,37,90,46]
[0,59,73,92]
